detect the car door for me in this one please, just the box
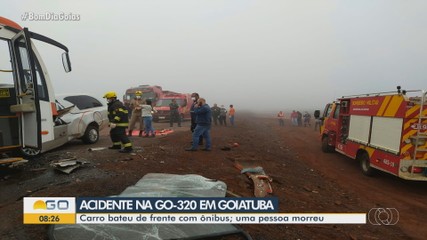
[11,28,41,149]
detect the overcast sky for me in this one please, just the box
[3,0,427,113]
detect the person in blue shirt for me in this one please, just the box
[190,92,203,145]
[186,98,212,151]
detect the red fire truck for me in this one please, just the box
[320,87,427,180]
[152,91,193,122]
[123,85,163,108]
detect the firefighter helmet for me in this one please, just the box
[103,91,117,99]
[135,91,142,96]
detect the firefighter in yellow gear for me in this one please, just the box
[128,90,144,136]
[103,91,133,153]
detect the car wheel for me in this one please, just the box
[82,125,99,144]
[359,152,375,176]
[20,147,41,158]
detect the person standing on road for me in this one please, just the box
[277,111,285,126]
[190,93,203,145]
[314,110,321,131]
[186,98,212,151]
[128,91,144,137]
[169,99,181,127]
[219,105,227,126]
[303,111,311,127]
[103,91,133,153]
[228,104,235,126]
[141,99,157,137]
[211,103,220,126]
[291,110,297,126]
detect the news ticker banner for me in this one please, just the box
[23,197,366,224]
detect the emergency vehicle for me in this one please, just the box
[123,85,162,108]
[320,87,427,181]
[152,91,193,122]
[0,17,72,160]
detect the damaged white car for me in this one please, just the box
[55,94,108,144]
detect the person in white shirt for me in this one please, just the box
[141,99,157,137]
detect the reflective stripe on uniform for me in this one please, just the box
[114,116,121,121]
[113,142,121,146]
[118,108,128,114]
[116,123,129,127]
[123,142,132,148]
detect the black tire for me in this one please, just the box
[359,152,375,176]
[20,147,41,158]
[82,124,99,144]
[321,136,334,153]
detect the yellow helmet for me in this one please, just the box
[103,91,117,99]
[135,91,142,96]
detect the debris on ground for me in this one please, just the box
[88,147,107,151]
[234,160,273,197]
[51,158,88,174]
[0,157,29,168]
[155,129,174,136]
[240,166,264,174]
[50,173,251,240]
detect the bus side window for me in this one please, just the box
[0,40,14,86]
[35,60,48,101]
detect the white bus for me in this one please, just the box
[0,16,72,159]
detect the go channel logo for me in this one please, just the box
[24,197,76,213]
[33,199,69,210]
[24,197,76,224]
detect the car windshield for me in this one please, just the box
[62,95,103,110]
[155,99,184,107]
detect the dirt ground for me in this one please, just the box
[1,112,426,240]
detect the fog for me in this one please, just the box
[3,0,427,115]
